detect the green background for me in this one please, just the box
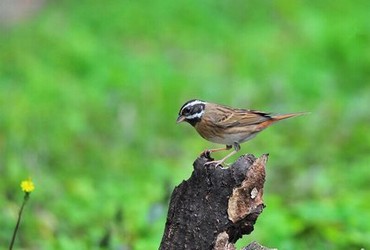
[1,0,369,249]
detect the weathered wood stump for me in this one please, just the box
[160,153,273,250]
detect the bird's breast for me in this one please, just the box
[194,121,258,145]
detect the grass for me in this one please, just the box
[1,0,370,249]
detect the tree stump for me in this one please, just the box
[160,153,273,250]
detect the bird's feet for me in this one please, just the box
[200,149,213,159]
[200,145,232,159]
[204,159,228,168]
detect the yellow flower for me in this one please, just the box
[21,179,35,193]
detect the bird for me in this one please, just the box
[176,99,307,167]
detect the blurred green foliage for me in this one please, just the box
[1,0,370,249]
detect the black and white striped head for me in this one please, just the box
[177,99,206,126]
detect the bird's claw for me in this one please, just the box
[200,149,212,159]
[204,160,227,168]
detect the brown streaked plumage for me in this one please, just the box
[177,99,307,167]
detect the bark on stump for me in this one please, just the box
[160,153,273,250]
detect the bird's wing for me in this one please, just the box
[210,106,272,128]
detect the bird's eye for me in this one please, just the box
[183,107,191,114]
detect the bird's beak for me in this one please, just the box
[176,115,186,123]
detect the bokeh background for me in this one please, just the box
[1,0,370,249]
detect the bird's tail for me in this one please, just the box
[256,111,309,130]
[271,112,309,121]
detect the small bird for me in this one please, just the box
[177,99,306,166]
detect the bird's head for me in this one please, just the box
[177,99,206,126]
